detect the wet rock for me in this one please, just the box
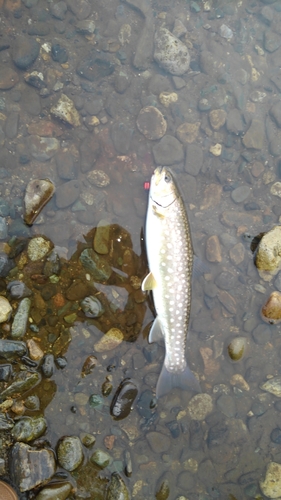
[81,296,104,318]
[264,30,281,52]
[81,355,97,377]
[260,462,281,498]
[56,151,75,180]
[255,226,281,273]
[261,291,281,324]
[0,339,26,359]
[242,119,265,149]
[106,472,130,500]
[12,36,40,70]
[11,298,31,339]
[12,416,47,442]
[50,1,67,20]
[1,371,41,398]
[206,235,222,263]
[111,122,133,154]
[270,101,281,128]
[227,337,247,361]
[152,135,184,165]
[67,0,91,20]
[252,324,271,344]
[209,109,227,130]
[0,412,14,430]
[41,354,55,378]
[55,180,80,208]
[76,54,114,82]
[271,182,281,198]
[185,143,203,176]
[187,393,213,420]
[176,121,200,144]
[24,179,55,225]
[207,421,229,448]
[79,248,112,281]
[27,136,60,162]
[27,236,53,261]
[110,378,138,420]
[7,281,32,299]
[94,220,110,254]
[215,271,236,290]
[219,24,233,39]
[5,111,19,139]
[217,394,236,417]
[27,339,43,361]
[57,436,84,471]
[50,94,81,127]
[271,427,281,444]
[159,91,178,107]
[0,296,12,322]
[231,185,251,203]
[87,170,110,188]
[0,67,19,89]
[136,106,167,140]
[94,328,123,352]
[261,376,281,397]
[200,184,222,210]
[51,43,68,64]
[80,135,102,173]
[35,481,72,500]
[10,442,55,492]
[125,0,154,70]
[24,71,45,90]
[154,28,190,75]
[0,364,12,381]
[146,431,171,453]
[25,395,40,411]
[90,449,112,468]
[114,70,131,93]
[226,108,244,135]
[229,242,245,265]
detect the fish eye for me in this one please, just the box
[164,172,171,183]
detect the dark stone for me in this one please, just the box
[189,420,204,450]
[0,364,12,381]
[185,143,203,176]
[5,112,19,139]
[10,442,56,492]
[0,339,27,359]
[245,365,260,383]
[76,54,114,82]
[111,122,133,154]
[41,354,55,378]
[207,421,228,448]
[165,420,181,438]
[271,427,281,444]
[0,254,14,277]
[12,36,40,70]
[7,281,32,299]
[56,151,75,180]
[215,271,236,290]
[251,400,267,416]
[110,378,138,420]
[27,23,50,36]
[252,324,271,345]
[80,135,101,173]
[55,180,80,208]
[51,43,68,64]
[152,135,184,165]
[136,389,154,418]
[50,1,67,20]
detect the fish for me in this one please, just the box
[142,166,201,398]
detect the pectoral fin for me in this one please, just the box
[142,272,157,291]
[148,316,163,343]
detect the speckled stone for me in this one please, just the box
[187,393,213,420]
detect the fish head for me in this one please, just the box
[150,167,178,208]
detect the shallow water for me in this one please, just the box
[1,0,281,498]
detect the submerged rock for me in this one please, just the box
[106,472,130,500]
[50,94,81,127]
[12,416,47,442]
[260,376,281,397]
[187,394,213,421]
[24,179,55,225]
[0,339,26,359]
[57,436,84,471]
[260,462,281,498]
[110,378,138,420]
[90,449,112,469]
[0,296,12,323]
[11,298,31,339]
[136,106,167,140]
[94,328,123,353]
[27,236,53,261]
[261,291,281,324]
[7,281,32,299]
[79,248,112,281]
[35,481,72,500]
[81,296,104,318]
[154,28,190,75]
[227,337,247,361]
[10,442,55,492]
[1,371,41,398]
[255,226,281,275]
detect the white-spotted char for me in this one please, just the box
[142,167,201,398]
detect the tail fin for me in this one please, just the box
[156,361,201,398]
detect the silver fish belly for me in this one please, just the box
[142,167,201,397]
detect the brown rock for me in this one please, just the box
[26,339,44,361]
[209,109,227,130]
[251,161,264,177]
[0,67,18,89]
[220,211,261,228]
[229,243,245,265]
[206,235,222,263]
[199,347,220,377]
[136,106,167,140]
[261,291,281,324]
[5,0,21,11]
[176,122,200,144]
[217,290,236,315]
[200,184,222,210]
[27,121,62,137]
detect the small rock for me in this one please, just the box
[229,242,245,265]
[27,339,44,361]
[50,94,81,127]
[90,449,112,468]
[0,67,19,90]
[159,91,178,107]
[87,170,110,188]
[260,376,281,397]
[242,119,265,149]
[28,136,60,162]
[27,236,53,261]
[226,108,244,135]
[209,143,222,156]
[252,324,271,344]
[0,296,12,323]
[206,235,222,262]
[12,36,40,70]
[110,378,138,420]
[270,101,281,127]
[219,24,233,39]
[185,143,203,176]
[261,291,281,324]
[231,185,251,203]
[227,337,247,361]
[10,442,55,492]
[93,220,110,254]
[50,1,68,20]
[209,109,227,130]
[176,122,200,144]
[217,394,236,417]
[94,328,123,352]
[57,436,84,471]
[154,28,190,75]
[106,473,130,500]
[12,416,47,442]
[136,106,167,140]
[188,393,213,420]
[55,180,80,208]
[255,226,281,272]
[24,178,55,225]
[35,482,72,500]
[146,431,171,453]
[260,462,281,498]
[81,296,104,318]
[200,184,222,210]
[152,135,184,165]
[79,248,112,281]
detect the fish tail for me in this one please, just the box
[156,361,201,398]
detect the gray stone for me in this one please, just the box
[152,135,184,165]
[50,1,67,20]
[185,143,203,176]
[57,436,84,471]
[56,151,75,180]
[242,119,265,149]
[264,30,281,52]
[252,324,271,345]
[146,432,171,453]
[217,394,236,417]
[12,417,47,442]
[269,132,281,156]
[5,111,19,139]
[231,185,251,203]
[90,449,112,468]
[154,28,190,75]
[111,122,133,154]
[226,108,244,134]
[260,376,281,397]
[0,215,7,239]
[0,339,26,359]
[12,36,40,70]
[55,180,80,208]
[28,136,59,162]
[10,442,55,492]
[11,298,31,339]
[270,101,281,127]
